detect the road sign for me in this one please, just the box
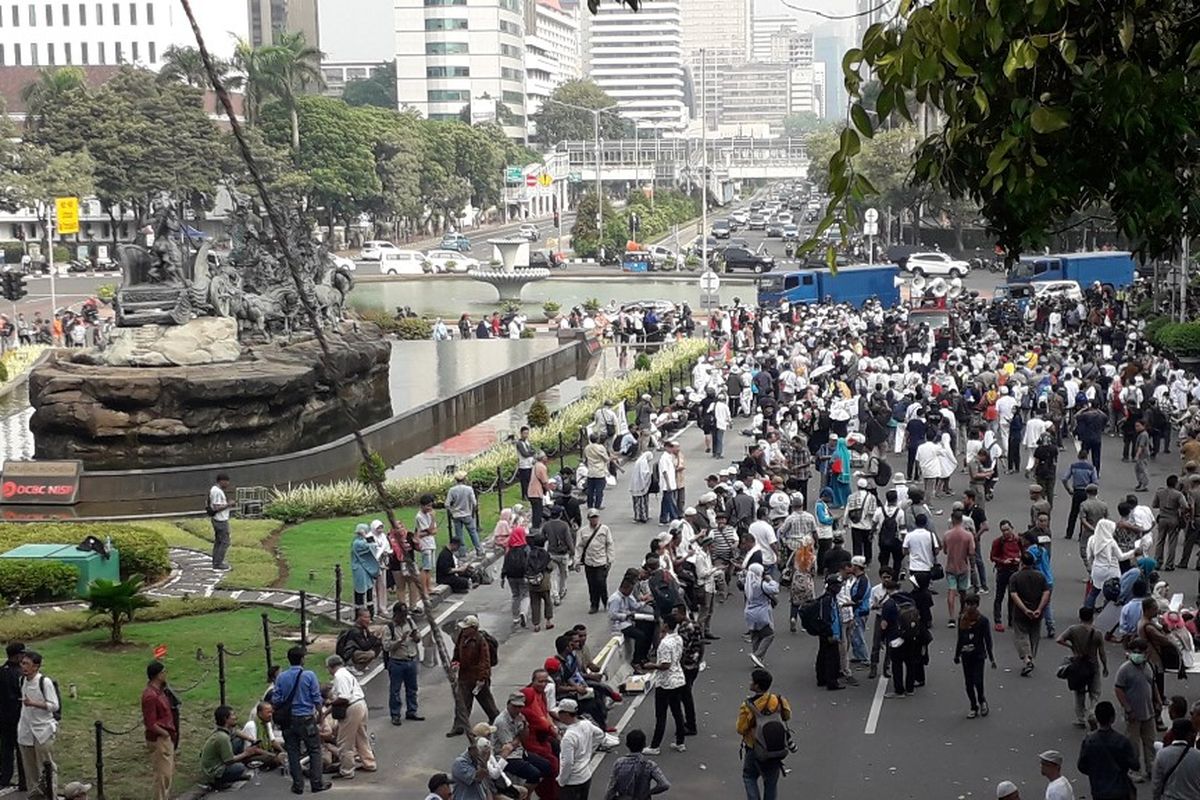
[864,207,879,223]
[568,172,582,184]
[505,166,523,183]
[526,174,537,188]
[864,221,879,236]
[55,197,79,234]
[699,269,721,293]
[537,173,554,188]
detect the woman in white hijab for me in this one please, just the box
[1084,519,1133,609]
[743,562,780,668]
[629,449,656,523]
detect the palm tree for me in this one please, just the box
[86,575,158,644]
[20,66,86,119]
[234,32,324,152]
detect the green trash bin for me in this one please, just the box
[0,544,121,599]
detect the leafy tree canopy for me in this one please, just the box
[531,80,628,144]
[343,61,398,109]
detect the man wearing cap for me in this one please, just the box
[449,616,500,737]
[447,471,482,556]
[556,699,606,800]
[1038,750,1073,800]
[844,478,880,565]
[493,692,552,789]
[1029,484,1052,530]
[577,510,615,614]
[995,780,1021,800]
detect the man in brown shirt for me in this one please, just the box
[448,615,499,737]
[528,452,551,530]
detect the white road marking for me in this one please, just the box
[864,671,888,734]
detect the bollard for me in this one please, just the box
[578,427,586,460]
[558,432,565,471]
[496,466,504,514]
[94,720,105,800]
[299,591,309,647]
[334,564,343,623]
[217,642,227,707]
[44,755,53,800]
[261,612,273,681]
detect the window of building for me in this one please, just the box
[80,41,88,62]
[345,67,367,80]
[423,0,466,6]
[501,67,521,81]
[499,20,520,35]
[30,42,38,64]
[500,43,521,59]
[425,17,467,30]
[130,40,137,61]
[425,41,468,55]
[147,40,154,62]
[63,41,71,62]
[95,2,101,24]
[144,0,151,23]
[321,67,342,84]
[502,90,522,104]
[44,3,52,25]
[97,41,105,63]
[114,40,122,62]
[128,1,134,23]
[11,5,18,25]
[427,89,468,102]
[47,42,54,63]
[427,65,469,77]
[62,2,68,24]
[0,45,5,65]
[28,4,36,25]
[428,113,459,121]
[111,2,118,24]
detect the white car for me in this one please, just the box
[378,250,428,275]
[905,251,971,278]
[776,211,793,224]
[1031,279,1083,302]
[731,209,749,224]
[332,255,356,272]
[361,240,398,261]
[423,249,478,274]
[518,224,540,242]
[645,245,678,267]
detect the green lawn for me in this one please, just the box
[138,518,284,590]
[32,608,323,800]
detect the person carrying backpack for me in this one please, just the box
[735,668,792,800]
[880,577,926,698]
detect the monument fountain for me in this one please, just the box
[468,237,550,302]
[27,198,392,470]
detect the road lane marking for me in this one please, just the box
[864,671,888,734]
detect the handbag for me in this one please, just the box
[929,563,946,581]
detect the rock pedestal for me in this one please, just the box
[90,317,243,367]
[28,325,392,469]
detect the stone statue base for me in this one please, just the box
[81,317,242,367]
[28,325,392,469]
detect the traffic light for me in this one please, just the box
[1,272,27,301]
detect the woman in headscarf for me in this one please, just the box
[743,562,780,667]
[788,534,817,633]
[500,523,530,631]
[349,523,381,617]
[829,436,852,508]
[629,449,656,523]
[1085,519,1133,609]
[367,519,390,615]
[492,508,514,550]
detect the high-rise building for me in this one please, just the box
[524,0,580,116]
[768,27,812,69]
[812,25,852,122]
[395,0,527,139]
[0,0,247,69]
[247,0,317,47]
[789,63,825,118]
[750,13,799,62]
[689,46,739,132]
[855,0,898,45]
[680,0,750,63]
[317,0,394,94]
[720,61,789,133]
[582,0,687,132]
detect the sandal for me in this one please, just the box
[967,709,978,719]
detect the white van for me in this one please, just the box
[379,250,428,275]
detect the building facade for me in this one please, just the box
[767,26,812,69]
[582,0,687,132]
[750,13,799,62]
[316,0,394,96]
[0,0,247,69]
[719,61,789,133]
[394,0,527,139]
[524,0,579,116]
[680,0,749,64]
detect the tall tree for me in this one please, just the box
[781,111,823,139]
[159,45,239,89]
[236,32,325,152]
[343,62,397,109]
[531,80,626,144]
[20,67,86,121]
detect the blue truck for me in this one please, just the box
[757,264,902,308]
[1007,251,1136,289]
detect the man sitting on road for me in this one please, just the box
[337,608,383,672]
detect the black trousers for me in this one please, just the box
[517,468,532,500]
[1065,489,1087,539]
[282,716,325,792]
[623,621,656,665]
[815,635,841,688]
[877,540,903,574]
[531,497,544,530]
[561,778,593,800]
[584,565,609,612]
[850,528,873,564]
[0,717,22,788]
[889,641,919,694]
[682,667,699,731]
[994,567,1016,626]
[962,657,986,709]
[651,685,686,747]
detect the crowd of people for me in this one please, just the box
[0,303,109,354]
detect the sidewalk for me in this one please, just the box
[229,420,720,800]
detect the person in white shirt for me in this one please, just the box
[1038,750,1074,800]
[643,616,687,755]
[207,474,233,570]
[325,655,376,779]
[713,395,731,459]
[555,699,606,798]
[903,513,939,581]
[658,443,681,523]
[17,651,58,800]
[915,434,944,497]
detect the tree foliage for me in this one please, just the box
[822,0,1200,260]
[531,80,628,144]
[343,61,398,109]
[781,111,824,139]
[86,575,157,644]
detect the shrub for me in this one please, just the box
[95,283,116,302]
[52,244,70,263]
[0,242,25,265]
[520,327,536,339]
[0,561,79,603]
[527,399,551,428]
[1157,322,1200,357]
[583,297,601,314]
[542,301,561,319]
[499,299,523,315]
[0,596,238,642]
[394,317,432,340]
[0,524,171,581]
[634,353,652,371]
[356,308,401,333]
[1144,316,1171,348]
[88,575,158,643]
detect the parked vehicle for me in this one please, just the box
[361,240,398,261]
[1007,251,1135,289]
[757,264,901,308]
[904,251,971,278]
[379,250,429,275]
[721,246,775,274]
[439,232,472,253]
[518,224,540,241]
[332,255,357,272]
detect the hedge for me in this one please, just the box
[0,597,239,642]
[265,338,709,521]
[1153,322,1200,357]
[0,561,79,603]
[0,524,171,582]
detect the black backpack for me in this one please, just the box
[798,598,831,637]
[34,675,62,722]
[896,599,922,643]
[335,628,356,662]
[747,695,792,762]
[874,459,893,487]
[878,508,900,548]
[482,630,500,667]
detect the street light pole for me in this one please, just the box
[594,110,602,247]
[700,47,708,270]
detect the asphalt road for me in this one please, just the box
[237,416,1193,800]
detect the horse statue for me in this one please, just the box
[232,285,300,340]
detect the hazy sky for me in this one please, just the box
[754,0,859,33]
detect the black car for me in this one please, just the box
[712,220,732,239]
[722,246,775,274]
[766,222,784,238]
[529,251,563,269]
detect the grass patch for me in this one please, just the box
[137,519,284,591]
[39,608,317,800]
[0,597,239,643]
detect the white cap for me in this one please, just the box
[996,781,1019,799]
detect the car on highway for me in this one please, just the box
[712,220,732,239]
[904,251,971,278]
[439,232,472,253]
[361,240,399,261]
[782,223,799,240]
[423,249,477,274]
[645,244,679,267]
[731,209,749,225]
[332,254,356,272]
[766,222,785,238]
[777,211,794,224]
[747,214,767,230]
[529,250,564,270]
[518,223,539,241]
[722,246,775,274]
[379,250,429,275]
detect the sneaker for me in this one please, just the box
[643,747,661,755]
[868,665,878,680]
[670,743,687,752]
[749,654,765,668]
[844,675,860,687]
[391,717,403,726]
[947,620,956,628]
[978,587,989,594]
[1020,661,1034,677]
[520,613,527,628]
[789,619,797,633]
[967,709,978,719]
[980,702,989,717]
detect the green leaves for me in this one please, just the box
[1030,105,1071,134]
[840,127,862,158]
[851,104,875,138]
[1118,13,1134,53]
